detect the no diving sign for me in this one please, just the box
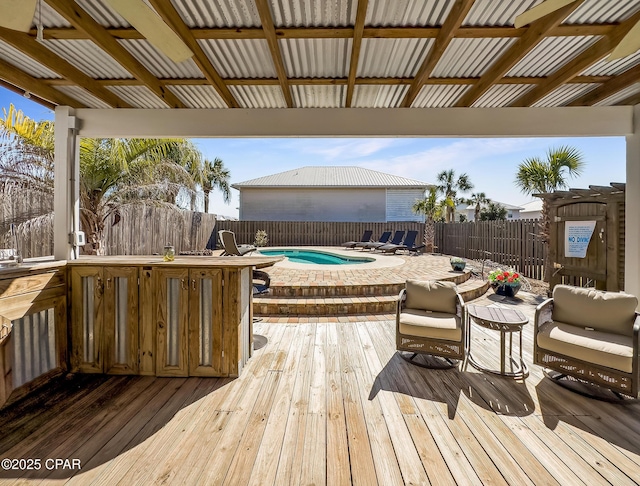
[565,220,596,258]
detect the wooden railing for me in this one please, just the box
[214,221,426,247]
[434,220,546,280]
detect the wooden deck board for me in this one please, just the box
[2,316,640,485]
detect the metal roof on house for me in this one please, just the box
[0,1,639,110]
[232,166,431,188]
[465,200,524,211]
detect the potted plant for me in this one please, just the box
[488,269,522,297]
[450,257,466,271]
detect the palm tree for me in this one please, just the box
[515,145,585,281]
[479,202,507,221]
[436,169,473,223]
[202,158,231,213]
[466,192,490,222]
[412,187,445,253]
[1,104,205,255]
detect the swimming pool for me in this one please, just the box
[258,249,375,265]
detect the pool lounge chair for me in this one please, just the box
[342,230,373,249]
[378,230,419,254]
[356,231,391,250]
[372,230,404,252]
[219,230,256,256]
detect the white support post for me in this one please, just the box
[53,106,80,260]
[626,104,640,298]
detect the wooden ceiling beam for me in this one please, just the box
[346,0,369,107]
[401,0,476,108]
[255,0,293,107]
[32,24,618,41]
[569,63,640,106]
[510,10,640,107]
[616,91,640,106]
[148,0,239,108]
[0,79,56,109]
[46,0,185,108]
[0,58,86,108]
[456,0,584,107]
[0,27,131,108]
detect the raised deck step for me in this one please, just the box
[254,274,489,317]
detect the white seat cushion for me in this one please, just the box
[537,321,633,373]
[399,309,461,342]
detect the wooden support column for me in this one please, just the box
[54,106,80,260]
[626,104,640,300]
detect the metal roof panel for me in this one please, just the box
[106,85,170,108]
[171,0,261,28]
[168,85,227,108]
[463,0,542,27]
[411,84,470,107]
[76,0,130,28]
[291,85,345,107]
[198,39,276,78]
[0,40,62,78]
[432,38,516,78]
[43,39,132,79]
[564,0,640,24]
[594,82,640,106]
[280,39,351,78]
[55,85,111,108]
[472,83,535,107]
[532,83,599,107]
[269,0,355,27]
[352,84,409,108]
[229,85,288,108]
[119,40,203,79]
[582,51,640,76]
[233,166,429,187]
[358,38,433,77]
[507,36,598,77]
[365,0,454,27]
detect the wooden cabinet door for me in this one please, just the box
[70,267,104,373]
[155,268,189,376]
[189,268,223,376]
[103,267,139,374]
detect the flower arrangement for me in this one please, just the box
[254,230,268,247]
[488,269,521,286]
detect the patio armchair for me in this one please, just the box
[534,284,640,399]
[218,230,256,256]
[342,230,373,249]
[356,231,391,250]
[396,279,465,368]
[378,230,419,254]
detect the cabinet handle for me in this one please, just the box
[106,277,112,289]
[96,277,104,295]
[181,278,188,290]
[192,279,196,291]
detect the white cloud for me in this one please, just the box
[286,138,402,160]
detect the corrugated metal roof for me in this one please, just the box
[55,85,111,108]
[77,0,130,28]
[229,85,287,108]
[432,38,516,77]
[411,84,470,107]
[463,0,542,27]
[532,83,599,107]
[507,36,599,77]
[365,0,454,27]
[43,40,132,79]
[269,0,355,27]
[465,200,524,210]
[0,40,62,79]
[594,82,640,106]
[352,85,409,108]
[291,85,345,107]
[172,0,261,28]
[280,39,351,78]
[198,39,276,78]
[357,38,433,77]
[168,85,227,108]
[119,40,203,79]
[233,166,430,188]
[581,51,640,76]
[471,84,535,107]
[106,85,170,108]
[564,0,640,24]
[39,2,72,28]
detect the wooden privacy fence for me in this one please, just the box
[214,221,426,247]
[434,220,546,280]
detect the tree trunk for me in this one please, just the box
[204,189,210,213]
[424,218,435,253]
[540,199,552,284]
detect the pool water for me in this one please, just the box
[258,249,374,265]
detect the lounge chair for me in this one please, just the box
[373,230,404,252]
[378,230,418,254]
[356,231,391,250]
[342,230,373,249]
[218,230,256,256]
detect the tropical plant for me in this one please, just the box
[466,192,490,222]
[479,202,507,221]
[0,104,223,255]
[515,146,585,281]
[201,158,231,213]
[488,269,521,287]
[436,169,473,223]
[412,187,445,253]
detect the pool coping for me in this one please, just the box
[256,246,405,270]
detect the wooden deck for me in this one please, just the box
[1,295,640,485]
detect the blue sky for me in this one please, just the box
[2,88,627,218]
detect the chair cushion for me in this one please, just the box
[537,320,633,373]
[404,280,457,314]
[552,284,637,336]
[399,309,462,342]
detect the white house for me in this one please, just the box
[463,201,525,221]
[519,200,543,220]
[232,166,431,222]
